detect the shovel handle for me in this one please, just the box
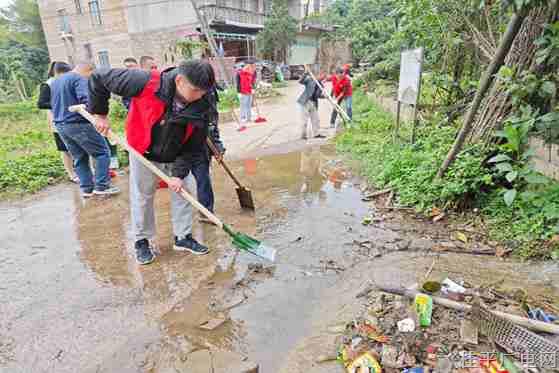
[69,105,224,228]
[206,138,244,188]
[307,70,350,124]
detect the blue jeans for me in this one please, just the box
[330,96,353,125]
[192,157,214,213]
[240,94,252,122]
[55,122,111,193]
[345,96,353,120]
[173,152,214,212]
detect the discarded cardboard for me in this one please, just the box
[460,319,478,345]
[199,317,228,331]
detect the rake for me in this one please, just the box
[69,105,276,262]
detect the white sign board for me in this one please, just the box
[398,48,423,105]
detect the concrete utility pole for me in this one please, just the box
[188,0,232,87]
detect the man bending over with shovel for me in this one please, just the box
[88,60,215,265]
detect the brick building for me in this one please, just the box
[37,0,334,69]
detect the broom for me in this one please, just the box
[253,94,267,123]
[231,108,247,132]
[69,105,276,262]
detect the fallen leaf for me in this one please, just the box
[455,232,468,243]
[495,246,512,258]
[431,207,441,217]
[199,317,228,330]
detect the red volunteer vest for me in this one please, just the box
[126,70,193,154]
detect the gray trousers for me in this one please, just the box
[299,101,320,139]
[129,155,194,242]
[240,94,252,122]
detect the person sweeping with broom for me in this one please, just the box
[88,60,216,265]
[236,60,257,124]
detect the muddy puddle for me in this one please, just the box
[2,145,559,373]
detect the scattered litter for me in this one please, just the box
[460,319,478,345]
[318,259,345,273]
[327,324,346,334]
[414,294,433,327]
[441,278,466,294]
[199,317,228,331]
[315,354,337,364]
[403,367,424,373]
[355,321,390,343]
[381,344,402,368]
[421,281,441,294]
[455,231,468,243]
[346,352,382,373]
[397,318,415,332]
[362,216,372,226]
[528,307,558,323]
[433,212,446,222]
[247,263,274,276]
[430,207,442,217]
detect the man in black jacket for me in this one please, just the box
[88,60,217,265]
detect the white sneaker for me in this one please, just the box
[93,186,121,196]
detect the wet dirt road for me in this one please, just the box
[3,144,559,373]
[2,83,559,372]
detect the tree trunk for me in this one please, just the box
[436,10,527,179]
[469,6,551,144]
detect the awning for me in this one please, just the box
[207,20,263,34]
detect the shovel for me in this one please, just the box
[69,105,276,262]
[206,137,254,210]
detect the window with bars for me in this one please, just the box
[98,51,110,67]
[74,0,82,14]
[83,43,93,61]
[57,9,71,33]
[89,0,102,26]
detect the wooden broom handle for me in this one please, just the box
[69,105,224,228]
[308,70,351,123]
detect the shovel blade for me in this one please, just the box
[236,186,255,210]
[231,232,276,262]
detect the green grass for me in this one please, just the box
[337,89,559,259]
[0,100,125,199]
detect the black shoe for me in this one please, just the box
[135,239,155,265]
[174,235,209,255]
